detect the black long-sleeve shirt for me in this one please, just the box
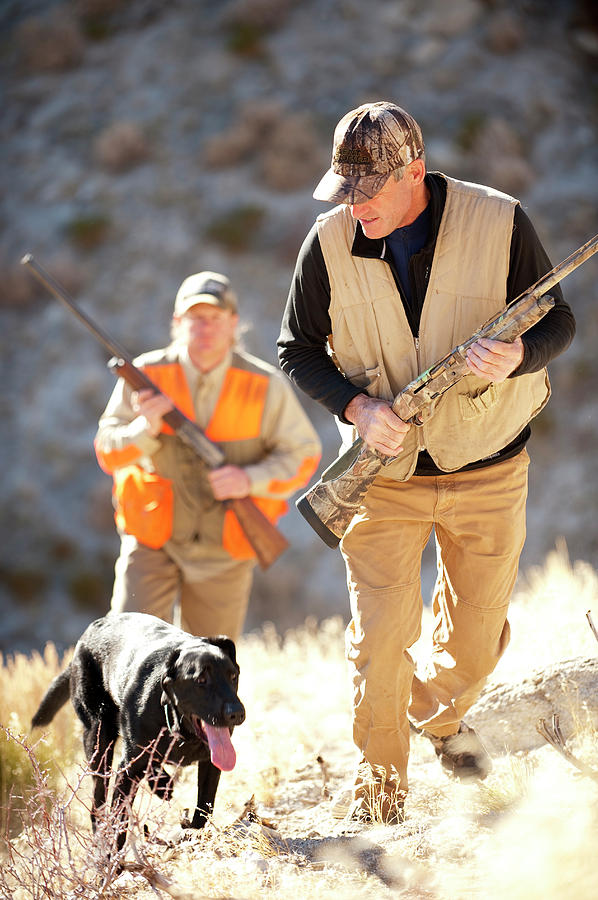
[278,172,576,475]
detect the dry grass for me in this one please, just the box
[1,548,598,898]
[497,538,598,677]
[0,644,79,837]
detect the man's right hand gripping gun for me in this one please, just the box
[297,232,598,549]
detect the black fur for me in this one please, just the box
[32,612,245,851]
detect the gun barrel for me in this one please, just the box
[21,254,132,362]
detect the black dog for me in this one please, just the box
[32,612,245,850]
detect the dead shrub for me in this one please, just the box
[203,120,258,168]
[203,100,282,168]
[94,122,150,173]
[0,261,38,309]
[65,213,111,250]
[0,567,48,604]
[0,729,139,897]
[471,118,535,194]
[261,113,327,192]
[205,205,266,253]
[485,10,525,55]
[42,253,88,296]
[72,0,149,39]
[75,0,129,17]
[67,568,112,612]
[15,10,85,73]
[222,0,295,31]
[0,645,78,837]
[222,0,295,54]
[0,254,87,309]
[204,101,326,191]
[455,111,487,153]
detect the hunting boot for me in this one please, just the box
[412,721,492,781]
[332,758,406,825]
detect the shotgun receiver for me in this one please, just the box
[21,253,289,569]
[296,232,598,549]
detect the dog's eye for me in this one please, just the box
[196,673,207,685]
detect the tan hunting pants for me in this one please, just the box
[110,535,254,641]
[340,450,529,797]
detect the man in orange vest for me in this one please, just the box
[95,271,321,640]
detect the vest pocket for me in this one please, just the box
[458,382,499,420]
[345,364,383,392]
[113,466,174,549]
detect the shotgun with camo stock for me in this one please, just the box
[296,232,598,549]
[21,253,289,569]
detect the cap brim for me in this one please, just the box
[313,168,391,204]
[175,293,235,316]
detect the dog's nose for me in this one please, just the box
[224,702,245,726]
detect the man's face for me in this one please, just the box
[174,303,238,371]
[349,161,426,239]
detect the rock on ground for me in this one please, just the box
[468,656,598,755]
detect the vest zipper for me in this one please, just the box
[413,336,426,450]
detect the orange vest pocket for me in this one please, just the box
[113,466,174,549]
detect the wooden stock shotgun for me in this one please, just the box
[21,253,289,569]
[296,232,598,549]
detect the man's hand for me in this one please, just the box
[466,336,524,383]
[344,393,411,457]
[208,465,251,500]
[131,388,174,436]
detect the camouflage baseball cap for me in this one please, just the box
[174,271,238,316]
[313,101,425,205]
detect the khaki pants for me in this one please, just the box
[340,450,529,796]
[110,535,254,641]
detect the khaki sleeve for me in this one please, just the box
[94,377,162,473]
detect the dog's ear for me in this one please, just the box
[160,649,179,706]
[208,635,238,667]
[163,648,180,678]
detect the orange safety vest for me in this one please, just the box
[95,359,288,560]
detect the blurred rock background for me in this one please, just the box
[0,0,596,654]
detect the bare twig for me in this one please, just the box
[316,754,330,798]
[536,714,598,782]
[586,610,598,646]
[234,794,258,823]
[232,794,278,830]
[0,726,187,900]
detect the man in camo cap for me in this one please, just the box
[278,101,575,824]
[313,101,424,205]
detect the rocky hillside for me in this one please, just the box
[1,0,597,654]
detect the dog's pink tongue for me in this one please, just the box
[203,723,236,771]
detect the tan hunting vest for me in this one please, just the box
[316,175,550,480]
